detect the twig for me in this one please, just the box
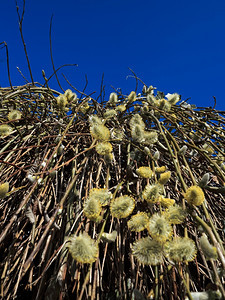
[15,0,34,85]
[0,41,13,88]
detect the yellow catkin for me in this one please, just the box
[64,89,77,102]
[116,105,126,112]
[101,231,117,243]
[170,114,177,122]
[89,188,112,206]
[68,232,99,264]
[108,92,118,106]
[129,114,145,130]
[95,142,113,155]
[103,109,117,119]
[128,212,149,232]
[155,166,167,173]
[131,125,144,142]
[57,94,68,109]
[184,186,205,206]
[158,171,171,185]
[90,124,110,141]
[127,91,136,103]
[79,103,90,114]
[0,125,13,137]
[158,99,171,112]
[110,195,135,218]
[83,197,102,221]
[136,167,153,179]
[164,237,197,262]
[111,128,124,140]
[163,205,187,224]
[142,184,163,204]
[0,182,9,198]
[158,196,175,208]
[147,214,173,243]
[143,131,158,145]
[8,110,22,121]
[166,93,180,105]
[132,237,164,265]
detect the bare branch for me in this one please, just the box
[15,0,34,85]
[45,63,78,85]
[16,66,29,83]
[0,41,13,88]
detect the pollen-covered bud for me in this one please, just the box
[83,196,102,222]
[158,171,171,185]
[184,186,205,206]
[111,128,124,140]
[170,114,177,122]
[131,125,145,143]
[158,196,175,208]
[89,115,103,126]
[79,102,90,114]
[163,204,187,224]
[158,99,171,112]
[89,188,112,206]
[155,166,167,173]
[147,85,156,95]
[136,166,153,179]
[142,85,147,95]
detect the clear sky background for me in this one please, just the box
[1,0,225,109]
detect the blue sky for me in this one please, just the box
[1,0,225,109]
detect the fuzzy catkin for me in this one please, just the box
[0,182,9,198]
[200,234,218,260]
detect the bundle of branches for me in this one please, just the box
[0,82,225,300]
